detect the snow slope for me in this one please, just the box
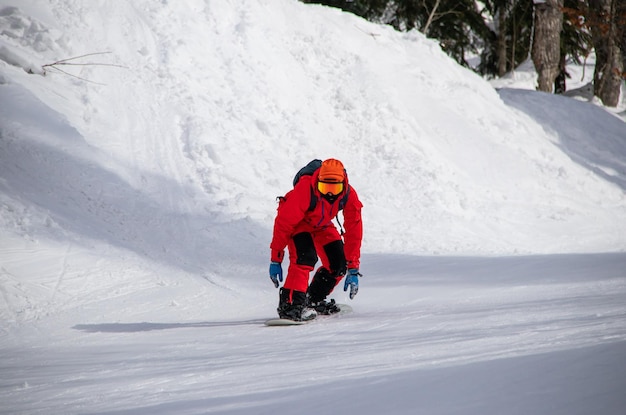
[0,1,625,414]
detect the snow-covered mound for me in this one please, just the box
[2,0,625,261]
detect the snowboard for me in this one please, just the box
[265,303,352,326]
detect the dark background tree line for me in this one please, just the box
[301,0,625,107]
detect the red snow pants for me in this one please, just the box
[283,226,346,294]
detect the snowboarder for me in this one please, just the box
[268,158,363,321]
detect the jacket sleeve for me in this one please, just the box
[342,185,363,269]
[269,178,311,262]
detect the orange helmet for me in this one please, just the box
[318,159,345,183]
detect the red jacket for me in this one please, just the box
[270,168,363,269]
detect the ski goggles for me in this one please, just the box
[317,180,344,196]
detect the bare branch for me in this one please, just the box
[40,51,126,85]
[354,25,381,40]
[423,0,443,34]
[43,64,107,85]
[44,61,128,69]
[46,51,114,65]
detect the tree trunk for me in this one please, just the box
[532,0,564,92]
[554,53,568,93]
[589,0,624,107]
[622,7,626,82]
[622,0,626,82]
[497,6,508,76]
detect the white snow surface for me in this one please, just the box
[0,1,625,414]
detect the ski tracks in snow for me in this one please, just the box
[1,254,625,413]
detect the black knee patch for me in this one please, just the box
[323,240,347,277]
[307,268,337,303]
[293,232,318,267]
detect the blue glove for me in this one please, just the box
[344,269,360,299]
[269,262,283,288]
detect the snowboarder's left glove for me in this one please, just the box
[344,269,361,299]
[269,262,283,288]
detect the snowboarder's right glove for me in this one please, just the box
[344,269,360,299]
[269,262,283,288]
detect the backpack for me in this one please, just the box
[293,159,323,187]
[292,159,350,212]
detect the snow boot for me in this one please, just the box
[308,298,341,315]
[306,267,340,314]
[277,288,316,321]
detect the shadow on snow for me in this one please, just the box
[72,319,268,333]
